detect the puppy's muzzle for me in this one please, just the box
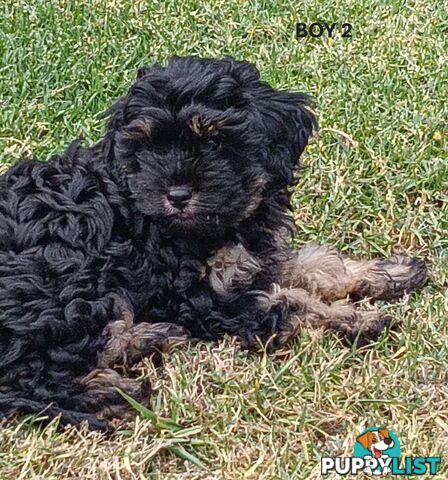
[167,186,192,209]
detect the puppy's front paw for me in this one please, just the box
[342,310,392,346]
[355,256,428,301]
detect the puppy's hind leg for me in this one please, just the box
[248,287,390,350]
[279,243,428,302]
[99,303,190,369]
[279,244,353,302]
[77,301,190,422]
[344,254,428,301]
[0,295,189,430]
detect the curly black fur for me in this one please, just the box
[0,57,427,430]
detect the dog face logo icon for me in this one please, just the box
[354,427,400,476]
[321,427,441,476]
[357,428,395,459]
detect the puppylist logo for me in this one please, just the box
[321,427,442,476]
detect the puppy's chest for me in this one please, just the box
[140,238,208,299]
[140,240,267,310]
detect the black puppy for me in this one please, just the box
[0,57,427,429]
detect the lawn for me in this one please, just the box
[0,0,447,478]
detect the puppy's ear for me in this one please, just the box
[136,61,166,79]
[136,66,153,79]
[356,431,373,450]
[282,92,316,157]
[102,64,165,160]
[101,97,126,162]
[254,89,317,185]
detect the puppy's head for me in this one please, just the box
[105,56,316,237]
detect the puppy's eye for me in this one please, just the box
[126,158,141,173]
[207,137,222,150]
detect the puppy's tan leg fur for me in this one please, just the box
[260,286,389,347]
[77,368,151,419]
[99,303,189,369]
[344,254,428,300]
[279,243,427,302]
[204,243,261,295]
[75,303,189,422]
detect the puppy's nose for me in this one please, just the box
[167,186,192,208]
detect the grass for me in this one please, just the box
[0,0,447,478]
